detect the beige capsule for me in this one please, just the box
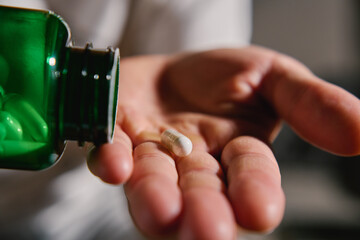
[161,129,193,157]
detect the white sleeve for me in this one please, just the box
[0,0,130,48]
[120,0,252,56]
[0,0,48,9]
[46,0,130,47]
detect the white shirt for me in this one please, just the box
[0,1,251,239]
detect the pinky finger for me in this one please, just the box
[87,125,133,184]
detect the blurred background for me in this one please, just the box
[250,0,360,239]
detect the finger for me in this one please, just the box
[222,136,285,232]
[260,54,360,155]
[87,125,133,184]
[124,142,181,237]
[176,150,236,240]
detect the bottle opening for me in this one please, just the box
[59,43,120,146]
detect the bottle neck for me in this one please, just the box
[59,43,119,146]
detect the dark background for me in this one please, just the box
[251,0,360,239]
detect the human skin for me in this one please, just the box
[87,46,360,240]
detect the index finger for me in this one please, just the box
[260,53,360,156]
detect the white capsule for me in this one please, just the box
[161,129,193,157]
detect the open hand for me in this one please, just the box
[87,46,360,239]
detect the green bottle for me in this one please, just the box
[0,5,120,170]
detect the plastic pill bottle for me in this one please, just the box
[0,5,120,170]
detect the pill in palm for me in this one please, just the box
[0,111,23,140]
[161,129,192,157]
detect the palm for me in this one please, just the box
[117,48,279,153]
[89,46,360,240]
